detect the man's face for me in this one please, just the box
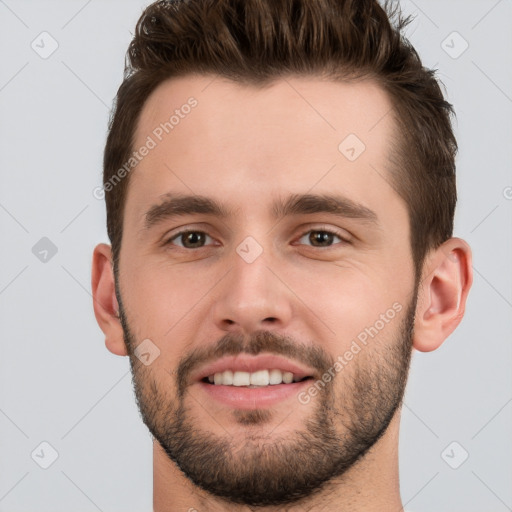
[116,75,417,505]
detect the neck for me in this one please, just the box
[153,410,405,512]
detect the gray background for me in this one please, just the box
[0,1,510,511]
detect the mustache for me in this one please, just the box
[175,330,334,396]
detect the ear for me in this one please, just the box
[91,243,128,356]
[413,237,473,352]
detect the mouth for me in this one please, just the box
[192,354,317,409]
[202,369,312,387]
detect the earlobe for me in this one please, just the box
[412,238,473,353]
[91,243,128,356]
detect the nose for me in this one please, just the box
[212,245,293,335]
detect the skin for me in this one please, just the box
[92,75,472,511]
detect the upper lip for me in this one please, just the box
[192,354,317,383]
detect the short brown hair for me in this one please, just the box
[103,0,457,279]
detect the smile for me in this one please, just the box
[191,354,318,409]
[204,369,311,387]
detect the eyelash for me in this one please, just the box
[164,227,351,250]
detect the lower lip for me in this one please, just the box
[196,380,311,409]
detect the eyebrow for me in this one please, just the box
[143,192,379,231]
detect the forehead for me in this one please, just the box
[127,74,401,229]
[135,74,395,150]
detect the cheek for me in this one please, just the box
[120,259,206,350]
[323,281,389,349]
[289,261,409,354]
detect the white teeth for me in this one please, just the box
[208,368,305,386]
[269,369,283,385]
[233,371,250,386]
[282,371,294,384]
[222,370,234,385]
[250,370,269,386]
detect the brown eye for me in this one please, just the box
[297,229,348,248]
[166,231,212,249]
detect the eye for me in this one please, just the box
[163,227,350,251]
[165,230,214,249]
[296,228,350,248]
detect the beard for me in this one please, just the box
[116,285,417,507]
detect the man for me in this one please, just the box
[91,0,472,510]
